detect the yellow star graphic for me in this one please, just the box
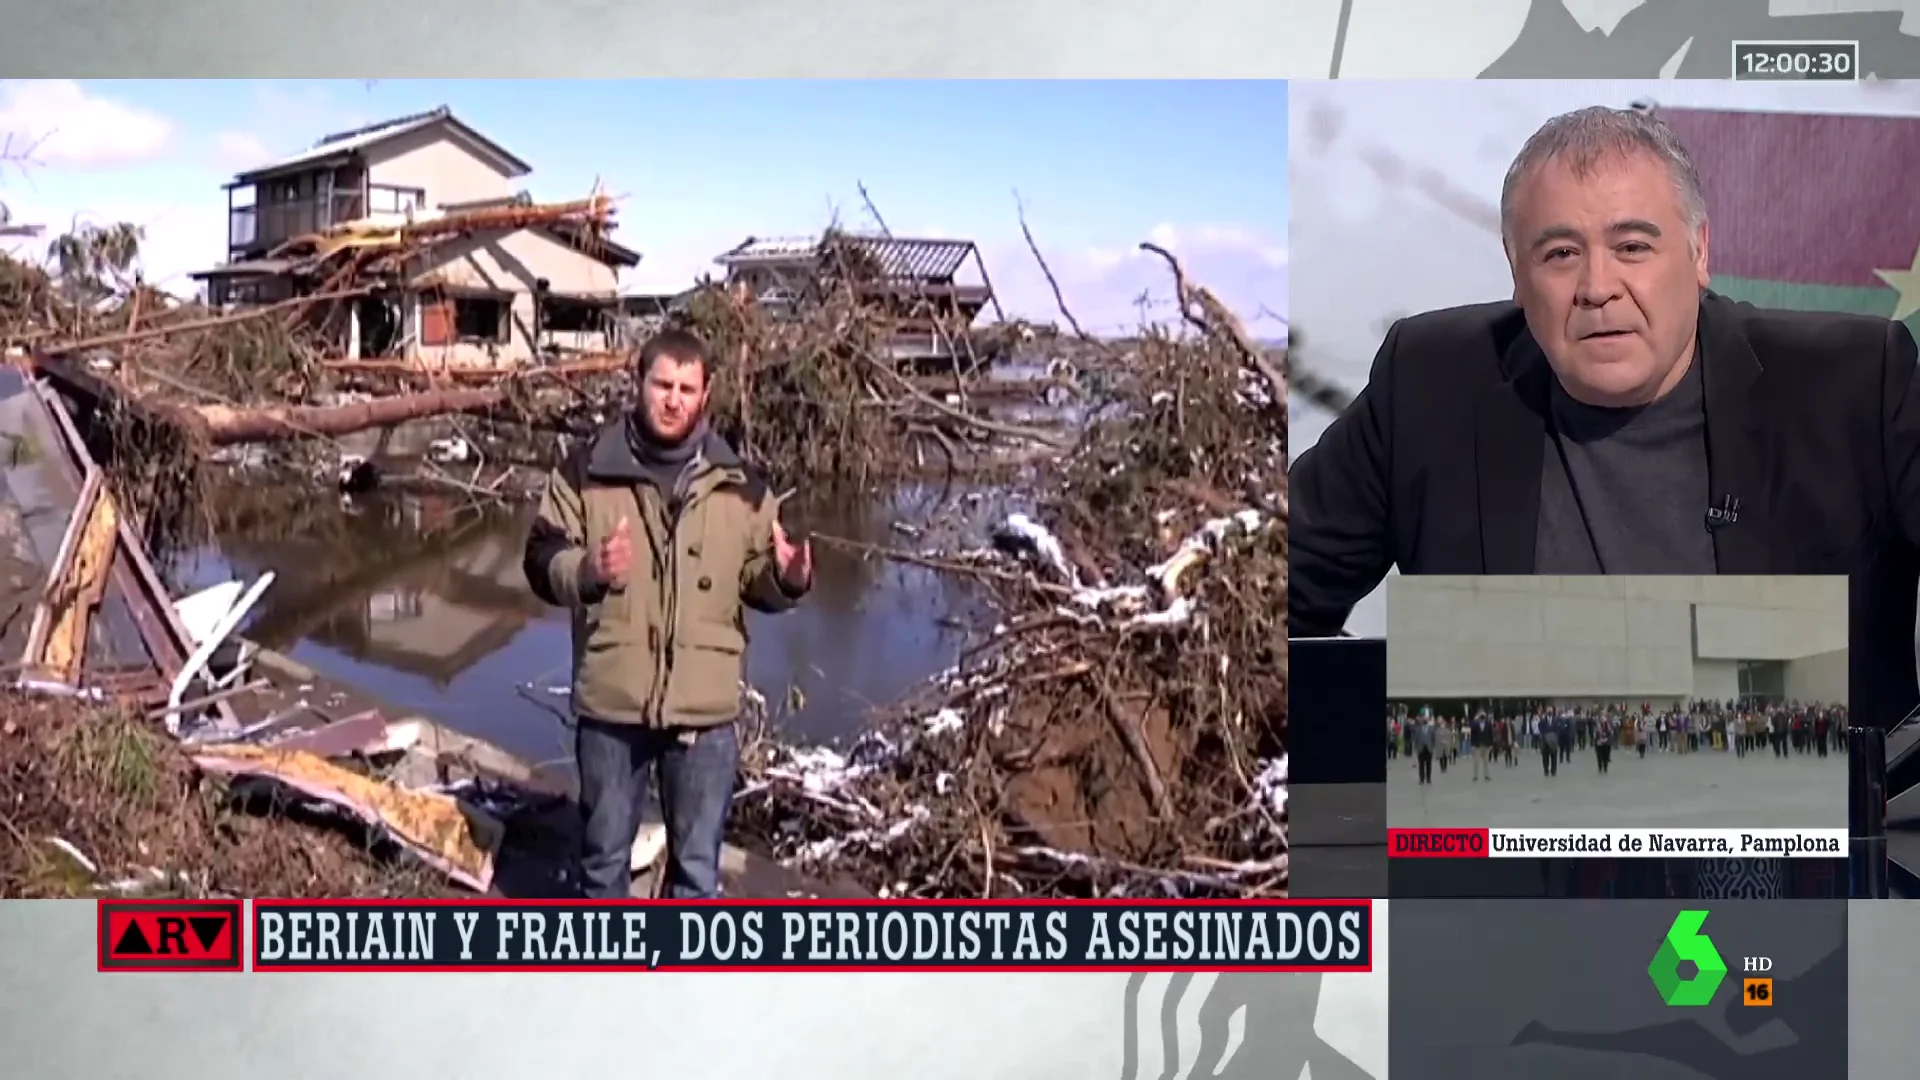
[1874,242,1920,323]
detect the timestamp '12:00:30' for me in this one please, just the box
[1731,41,1859,81]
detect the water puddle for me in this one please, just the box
[169,483,1000,765]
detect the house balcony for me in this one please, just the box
[228,192,369,256]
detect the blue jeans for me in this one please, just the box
[575,718,739,899]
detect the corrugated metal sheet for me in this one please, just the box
[715,233,979,283]
[717,236,821,264]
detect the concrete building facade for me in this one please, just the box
[1386,576,1848,705]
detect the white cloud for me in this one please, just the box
[0,81,174,169]
[213,131,271,170]
[989,223,1286,335]
[1087,223,1287,275]
[0,189,226,296]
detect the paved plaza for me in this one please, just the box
[1388,744,1845,829]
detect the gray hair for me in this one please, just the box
[1499,105,1708,253]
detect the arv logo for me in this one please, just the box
[1648,909,1728,1006]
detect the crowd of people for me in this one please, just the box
[1387,700,1851,784]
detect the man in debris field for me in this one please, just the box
[523,327,814,899]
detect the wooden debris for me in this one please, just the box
[21,473,117,685]
[187,742,499,891]
[191,387,511,444]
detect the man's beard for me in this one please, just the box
[637,405,704,447]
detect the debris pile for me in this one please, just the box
[0,199,645,557]
[732,243,1289,898]
[0,690,456,898]
[3,211,1072,556]
[667,239,1065,494]
[0,352,538,898]
[0,208,1287,900]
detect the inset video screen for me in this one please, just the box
[1384,576,1848,899]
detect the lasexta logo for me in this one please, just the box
[97,899,244,972]
[1647,909,1726,1006]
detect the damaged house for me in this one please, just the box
[713,233,1004,372]
[192,107,641,370]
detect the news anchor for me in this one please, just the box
[1288,105,1920,895]
[1290,108,1920,726]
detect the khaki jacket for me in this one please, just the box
[523,422,805,728]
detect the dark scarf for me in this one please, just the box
[627,412,708,511]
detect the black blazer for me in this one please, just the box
[1289,290,1920,730]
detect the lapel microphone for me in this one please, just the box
[1705,494,1741,531]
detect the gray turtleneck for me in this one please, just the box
[627,414,708,511]
[1534,355,1715,574]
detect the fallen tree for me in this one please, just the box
[188,388,510,444]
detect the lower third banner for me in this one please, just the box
[1388,828,1847,858]
[251,899,1374,972]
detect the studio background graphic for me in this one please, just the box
[1391,901,1846,1080]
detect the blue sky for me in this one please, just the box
[0,80,1286,333]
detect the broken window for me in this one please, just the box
[368,185,425,215]
[418,292,509,347]
[452,297,509,343]
[354,295,405,357]
[211,277,293,307]
[539,297,606,334]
